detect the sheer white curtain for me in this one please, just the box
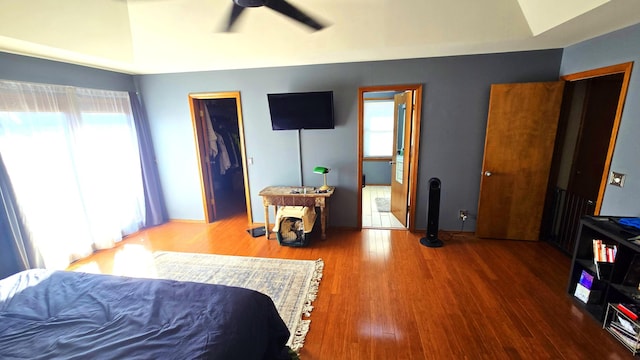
[0,80,145,269]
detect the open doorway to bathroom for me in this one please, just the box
[357,84,423,231]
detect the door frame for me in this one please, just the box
[561,62,633,215]
[188,91,253,224]
[357,84,423,231]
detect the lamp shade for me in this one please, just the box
[313,166,329,174]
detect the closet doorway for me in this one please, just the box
[189,92,252,224]
[542,62,632,253]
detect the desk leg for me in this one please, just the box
[263,205,270,240]
[320,204,327,240]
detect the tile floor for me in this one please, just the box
[362,185,405,229]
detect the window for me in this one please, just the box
[0,81,144,269]
[363,99,394,158]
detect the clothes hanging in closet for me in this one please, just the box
[204,101,241,176]
[221,129,240,169]
[215,129,232,175]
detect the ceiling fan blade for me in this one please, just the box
[225,3,246,32]
[264,0,325,31]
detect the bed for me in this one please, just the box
[0,269,292,359]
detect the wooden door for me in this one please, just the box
[194,100,218,220]
[476,81,565,240]
[390,91,412,226]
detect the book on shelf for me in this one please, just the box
[592,239,617,263]
[574,283,601,304]
[592,239,617,279]
[579,270,594,290]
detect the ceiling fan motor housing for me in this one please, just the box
[234,0,266,7]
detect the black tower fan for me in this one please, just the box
[420,177,444,248]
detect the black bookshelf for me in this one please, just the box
[567,216,640,321]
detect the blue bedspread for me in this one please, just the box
[0,270,291,360]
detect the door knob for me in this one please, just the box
[484,171,492,177]
[389,161,396,165]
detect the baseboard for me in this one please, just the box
[169,219,207,224]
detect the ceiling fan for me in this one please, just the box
[225,0,326,32]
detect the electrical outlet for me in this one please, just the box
[459,210,469,221]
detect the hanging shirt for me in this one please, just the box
[204,105,218,157]
[215,130,232,175]
[223,131,240,168]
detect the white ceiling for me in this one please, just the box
[1,0,640,75]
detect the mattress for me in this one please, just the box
[0,269,291,359]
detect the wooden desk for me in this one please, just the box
[258,186,335,240]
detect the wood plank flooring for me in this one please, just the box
[68,213,633,359]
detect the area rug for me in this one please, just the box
[375,197,391,212]
[151,251,323,352]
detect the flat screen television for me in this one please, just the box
[267,91,334,130]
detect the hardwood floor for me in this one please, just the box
[68,214,633,359]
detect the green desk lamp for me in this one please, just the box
[313,166,331,191]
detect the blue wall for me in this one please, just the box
[561,23,640,217]
[363,161,391,185]
[0,52,135,91]
[136,50,563,230]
